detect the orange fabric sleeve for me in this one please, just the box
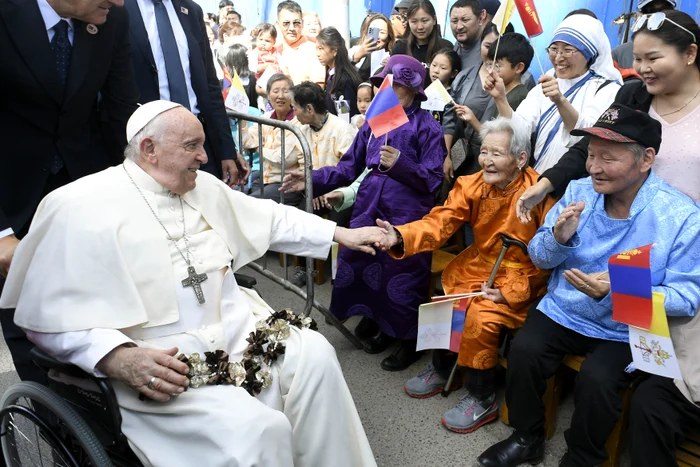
[496,192,557,309]
[389,176,476,260]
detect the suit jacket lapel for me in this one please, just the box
[64,20,95,103]
[124,0,156,69]
[1,0,63,104]
[171,0,205,88]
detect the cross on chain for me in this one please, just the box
[181,266,208,304]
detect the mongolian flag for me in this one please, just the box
[221,65,233,101]
[364,75,408,138]
[609,244,654,330]
[448,298,469,353]
[514,0,543,38]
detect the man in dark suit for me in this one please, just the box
[0,0,140,383]
[124,0,248,185]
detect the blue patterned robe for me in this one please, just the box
[529,170,700,342]
[312,104,446,339]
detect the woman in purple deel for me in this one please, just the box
[282,55,447,371]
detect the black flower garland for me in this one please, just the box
[176,309,316,396]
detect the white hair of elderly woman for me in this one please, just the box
[479,117,531,163]
[123,115,172,161]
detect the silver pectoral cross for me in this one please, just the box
[181,266,208,304]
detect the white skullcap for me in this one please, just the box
[126,100,183,143]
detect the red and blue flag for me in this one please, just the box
[449,298,469,353]
[609,244,653,330]
[222,65,232,100]
[365,76,408,138]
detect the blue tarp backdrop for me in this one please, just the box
[198,0,700,80]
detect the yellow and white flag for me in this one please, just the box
[492,0,515,34]
[628,292,683,379]
[224,69,250,113]
[421,79,453,112]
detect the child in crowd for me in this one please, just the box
[427,48,461,124]
[224,43,259,106]
[223,43,264,192]
[351,82,374,129]
[255,23,280,81]
[454,32,533,131]
[484,33,532,117]
[316,26,362,119]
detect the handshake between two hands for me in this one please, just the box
[333,219,401,256]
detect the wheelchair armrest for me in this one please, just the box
[234,272,256,289]
[30,347,93,380]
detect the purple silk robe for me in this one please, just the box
[312,104,446,339]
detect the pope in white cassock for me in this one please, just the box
[0,101,382,466]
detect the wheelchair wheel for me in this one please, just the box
[1,381,112,466]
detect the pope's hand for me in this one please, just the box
[279,170,306,193]
[0,234,19,279]
[97,346,190,402]
[333,226,388,255]
[553,201,585,245]
[516,178,554,224]
[375,219,399,250]
[379,145,399,169]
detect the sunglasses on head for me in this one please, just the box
[632,12,697,44]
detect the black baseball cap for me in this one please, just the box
[392,0,413,15]
[570,104,662,153]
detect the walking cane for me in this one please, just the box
[441,234,529,397]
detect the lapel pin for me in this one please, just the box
[180,6,188,14]
[86,23,98,34]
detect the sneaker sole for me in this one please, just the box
[441,410,498,434]
[404,382,462,399]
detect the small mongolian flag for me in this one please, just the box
[609,244,654,330]
[221,65,233,101]
[364,75,408,138]
[514,0,543,38]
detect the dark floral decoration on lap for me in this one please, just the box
[176,310,316,396]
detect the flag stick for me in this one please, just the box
[385,132,388,146]
[492,34,502,65]
[530,39,546,76]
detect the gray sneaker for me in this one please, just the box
[404,365,448,399]
[441,391,498,433]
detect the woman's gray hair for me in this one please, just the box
[479,117,531,163]
[266,72,294,95]
[123,113,171,161]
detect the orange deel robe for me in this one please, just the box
[389,168,556,369]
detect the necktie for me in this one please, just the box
[152,0,191,109]
[50,20,71,174]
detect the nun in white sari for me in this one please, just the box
[486,15,622,173]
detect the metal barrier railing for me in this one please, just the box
[227,109,363,349]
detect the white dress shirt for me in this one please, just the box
[135,0,199,114]
[37,0,74,45]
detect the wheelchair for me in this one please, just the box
[0,274,258,467]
